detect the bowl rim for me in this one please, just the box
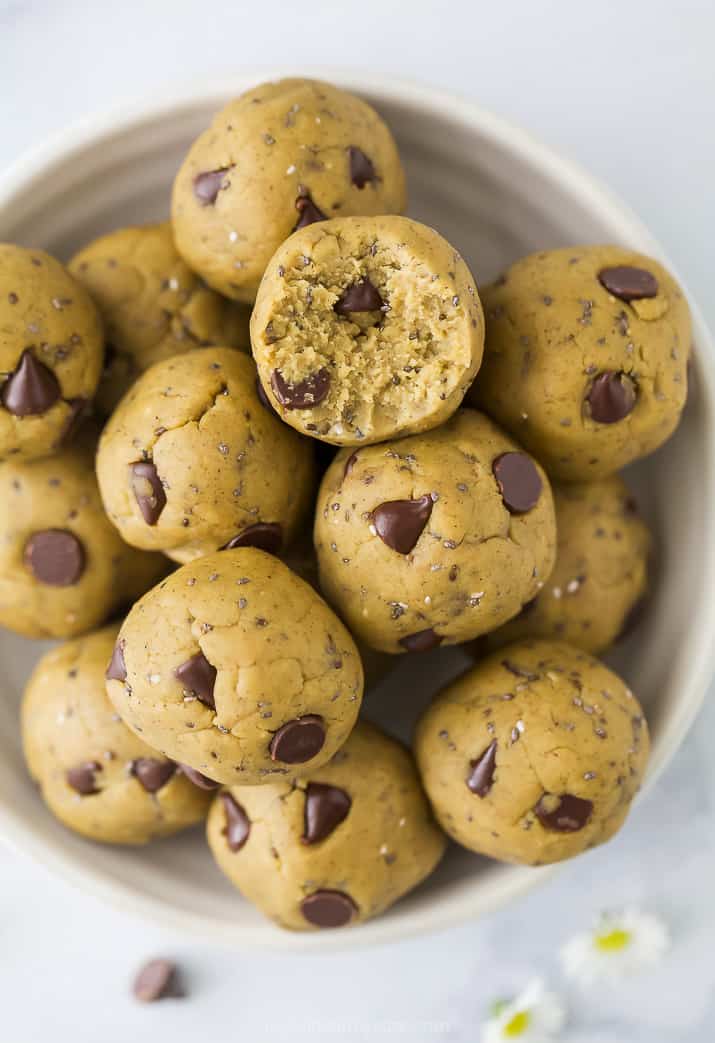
[1,69,714,951]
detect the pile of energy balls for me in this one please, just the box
[3,78,690,931]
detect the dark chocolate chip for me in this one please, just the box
[334,279,384,315]
[492,452,542,513]
[130,460,166,525]
[106,639,127,682]
[24,529,85,586]
[502,659,538,681]
[598,265,659,301]
[348,146,377,189]
[221,792,251,851]
[255,376,279,416]
[130,758,176,793]
[132,959,184,1003]
[466,741,498,797]
[586,372,637,424]
[294,191,327,230]
[343,451,359,481]
[269,715,325,764]
[193,169,229,205]
[398,628,443,653]
[222,522,283,555]
[179,764,221,790]
[372,495,433,554]
[534,793,593,832]
[66,760,102,795]
[1,350,61,416]
[175,651,217,709]
[271,368,330,409]
[301,889,357,928]
[302,782,351,844]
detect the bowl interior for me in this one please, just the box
[0,77,713,949]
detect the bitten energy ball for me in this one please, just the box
[96,348,314,563]
[0,244,103,461]
[476,477,652,655]
[415,640,650,865]
[468,245,691,481]
[172,78,407,301]
[251,215,484,445]
[206,721,446,930]
[70,222,251,415]
[0,434,165,639]
[22,626,213,845]
[315,409,556,654]
[106,549,364,786]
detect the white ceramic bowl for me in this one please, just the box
[1,73,714,951]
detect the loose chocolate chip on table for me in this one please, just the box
[294,191,327,230]
[179,764,221,791]
[301,889,358,928]
[221,792,251,851]
[222,522,283,555]
[132,958,184,1003]
[193,168,229,205]
[492,453,542,514]
[348,146,377,188]
[269,715,326,764]
[398,628,443,653]
[1,350,61,416]
[130,460,167,525]
[66,760,102,795]
[106,639,127,682]
[130,758,176,793]
[598,265,659,301]
[534,793,593,832]
[255,376,279,416]
[24,529,85,586]
[334,278,384,315]
[586,371,637,424]
[466,741,498,797]
[174,651,217,709]
[302,782,352,844]
[271,368,331,409]
[372,495,433,555]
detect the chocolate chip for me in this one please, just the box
[294,191,327,230]
[106,640,127,682]
[492,453,542,513]
[193,169,229,205]
[348,146,377,188]
[334,279,384,315]
[130,460,166,525]
[66,760,101,795]
[132,959,184,1003]
[343,451,358,481]
[372,495,433,554]
[179,764,221,790]
[130,758,176,793]
[221,792,251,851]
[271,368,330,409]
[1,350,61,416]
[255,376,279,416]
[24,529,85,586]
[269,715,325,763]
[301,890,357,928]
[586,372,637,424]
[222,522,283,555]
[534,793,593,832]
[466,741,498,797]
[398,628,443,653]
[302,782,351,844]
[502,659,538,681]
[598,265,658,301]
[175,651,217,709]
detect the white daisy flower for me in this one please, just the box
[560,908,670,986]
[481,979,566,1042]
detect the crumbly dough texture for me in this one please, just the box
[251,215,484,445]
[415,639,650,865]
[70,222,251,415]
[96,348,314,563]
[0,432,166,639]
[172,78,407,301]
[206,720,446,930]
[107,549,364,786]
[314,409,556,653]
[477,477,651,655]
[468,245,691,480]
[0,244,103,460]
[22,626,212,845]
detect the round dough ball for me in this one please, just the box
[70,222,251,415]
[106,549,364,786]
[314,409,556,653]
[206,720,446,930]
[475,477,651,655]
[0,244,103,461]
[0,433,166,639]
[415,639,650,865]
[172,78,407,302]
[96,348,314,563]
[251,215,484,446]
[22,626,214,845]
[468,245,691,481]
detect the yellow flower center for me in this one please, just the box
[503,1010,531,1037]
[595,927,631,952]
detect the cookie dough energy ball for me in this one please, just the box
[22,626,213,845]
[96,348,314,563]
[106,549,364,786]
[172,78,407,301]
[415,640,650,865]
[251,216,484,445]
[207,721,446,930]
[315,409,556,653]
[70,222,251,415]
[469,246,691,481]
[0,244,103,461]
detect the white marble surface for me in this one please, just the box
[1,1,714,1040]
